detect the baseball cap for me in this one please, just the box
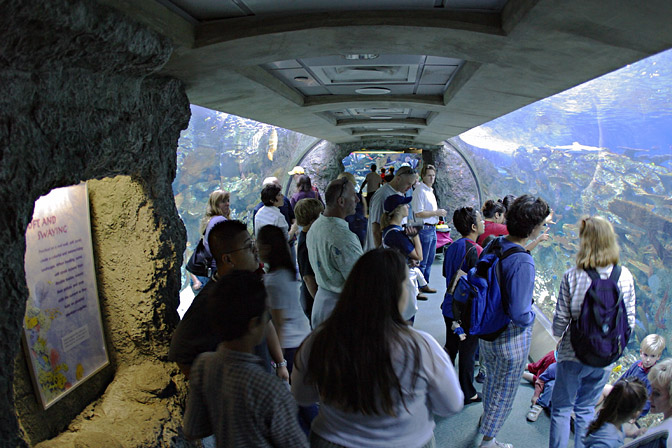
[384,194,412,212]
[288,166,305,175]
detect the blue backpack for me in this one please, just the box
[570,266,631,367]
[452,237,528,341]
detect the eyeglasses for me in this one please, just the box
[224,238,256,254]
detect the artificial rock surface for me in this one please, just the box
[2,0,191,446]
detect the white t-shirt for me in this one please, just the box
[292,328,464,448]
[264,269,310,349]
[254,206,289,240]
[411,182,439,225]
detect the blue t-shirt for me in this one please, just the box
[583,422,624,448]
[382,225,414,257]
[616,361,652,417]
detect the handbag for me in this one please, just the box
[186,238,211,277]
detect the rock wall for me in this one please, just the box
[1,0,191,445]
[433,142,482,228]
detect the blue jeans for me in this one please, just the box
[537,379,554,409]
[549,360,610,448]
[418,226,437,282]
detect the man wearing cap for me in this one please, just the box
[364,165,419,251]
[289,165,320,196]
[306,177,363,327]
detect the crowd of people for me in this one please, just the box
[171,163,670,448]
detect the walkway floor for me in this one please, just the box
[416,256,557,448]
[177,256,559,447]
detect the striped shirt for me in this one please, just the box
[552,265,636,363]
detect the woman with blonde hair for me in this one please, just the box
[189,190,231,292]
[200,189,231,234]
[549,216,636,448]
[631,358,672,446]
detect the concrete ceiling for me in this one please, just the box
[99,0,672,147]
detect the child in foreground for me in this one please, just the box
[600,334,666,419]
[183,271,308,448]
[583,379,648,448]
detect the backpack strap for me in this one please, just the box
[381,227,394,248]
[493,238,530,316]
[609,264,621,283]
[458,240,477,271]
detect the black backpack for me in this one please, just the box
[185,238,211,277]
[570,266,631,367]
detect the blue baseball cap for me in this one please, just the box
[384,194,412,213]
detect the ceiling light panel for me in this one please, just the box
[347,107,411,116]
[327,85,415,95]
[310,64,418,85]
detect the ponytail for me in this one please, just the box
[586,379,648,436]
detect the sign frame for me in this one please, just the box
[22,183,109,409]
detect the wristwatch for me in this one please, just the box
[271,359,288,369]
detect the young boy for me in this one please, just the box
[600,333,666,418]
[524,350,557,422]
[182,270,308,448]
[293,198,324,324]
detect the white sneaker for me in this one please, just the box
[526,404,543,422]
[479,439,513,448]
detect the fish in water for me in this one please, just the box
[655,291,669,331]
[267,128,278,161]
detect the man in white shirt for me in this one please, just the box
[411,164,447,288]
[307,177,363,327]
[364,166,419,252]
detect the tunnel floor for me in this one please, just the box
[417,257,554,448]
[178,257,566,447]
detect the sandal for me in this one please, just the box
[526,404,543,422]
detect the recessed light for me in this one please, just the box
[377,128,394,131]
[355,87,391,95]
[343,54,379,60]
[370,116,393,120]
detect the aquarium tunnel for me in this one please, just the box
[175,48,672,360]
[5,0,672,446]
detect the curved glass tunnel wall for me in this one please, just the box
[173,48,672,361]
[449,48,672,359]
[173,105,320,289]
